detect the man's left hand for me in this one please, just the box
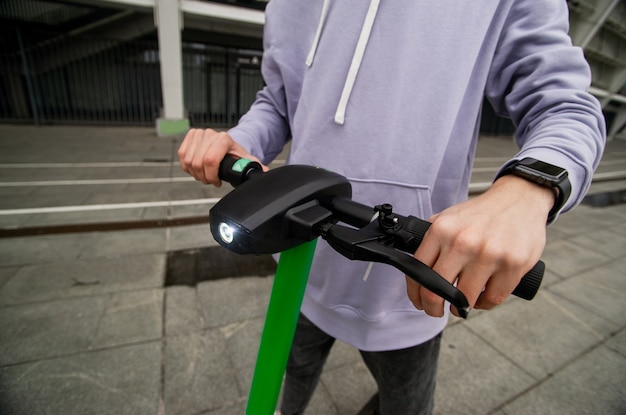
[407,175,555,317]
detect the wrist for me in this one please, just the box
[496,157,571,223]
[492,175,555,220]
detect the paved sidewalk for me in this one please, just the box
[0,125,625,414]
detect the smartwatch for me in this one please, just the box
[498,157,571,223]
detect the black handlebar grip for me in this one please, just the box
[402,215,544,301]
[218,155,263,187]
[511,260,544,300]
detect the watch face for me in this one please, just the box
[509,158,571,222]
[517,158,568,182]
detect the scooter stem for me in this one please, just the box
[245,239,318,415]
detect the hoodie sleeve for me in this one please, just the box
[485,0,606,217]
[227,6,291,165]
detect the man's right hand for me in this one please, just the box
[178,128,266,187]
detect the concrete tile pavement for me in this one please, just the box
[0,125,625,414]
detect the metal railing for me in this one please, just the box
[0,25,264,128]
[184,44,264,127]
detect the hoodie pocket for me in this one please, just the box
[347,177,433,221]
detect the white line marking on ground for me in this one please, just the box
[0,198,221,215]
[0,162,177,168]
[0,177,195,187]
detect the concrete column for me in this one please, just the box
[155,0,189,137]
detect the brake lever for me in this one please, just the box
[320,223,471,318]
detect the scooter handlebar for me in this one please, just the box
[216,156,543,301]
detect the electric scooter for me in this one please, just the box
[210,156,544,415]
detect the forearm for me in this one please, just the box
[487,0,605,216]
[228,12,292,165]
[228,91,291,165]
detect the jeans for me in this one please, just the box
[280,313,442,415]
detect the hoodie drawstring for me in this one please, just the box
[306,0,381,125]
[335,0,380,125]
[306,0,331,67]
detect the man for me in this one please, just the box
[178,1,605,413]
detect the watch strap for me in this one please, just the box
[497,158,571,223]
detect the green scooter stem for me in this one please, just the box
[246,239,318,415]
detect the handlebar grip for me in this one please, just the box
[511,260,544,300]
[402,215,543,301]
[218,155,263,187]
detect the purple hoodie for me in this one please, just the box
[229,0,606,351]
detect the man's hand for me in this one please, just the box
[178,128,267,186]
[407,175,555,317]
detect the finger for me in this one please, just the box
[177,133,190,169]
[473,268,521,310]
[178,128,202,174]
[190,131,218,185]
[413,220,469,317]
[406,224,443,315]
[187,129,229,186]
[408,227,441,313]
[200,132,260,186]
[457,238,534,311]
[201,133,229,186]
[450,261,496,316]
[405,276,423,310]
[181,129,215,183]
[419,255,465,317]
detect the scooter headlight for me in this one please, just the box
[218,222,235,244]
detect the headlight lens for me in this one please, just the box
[218,222,235,244]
